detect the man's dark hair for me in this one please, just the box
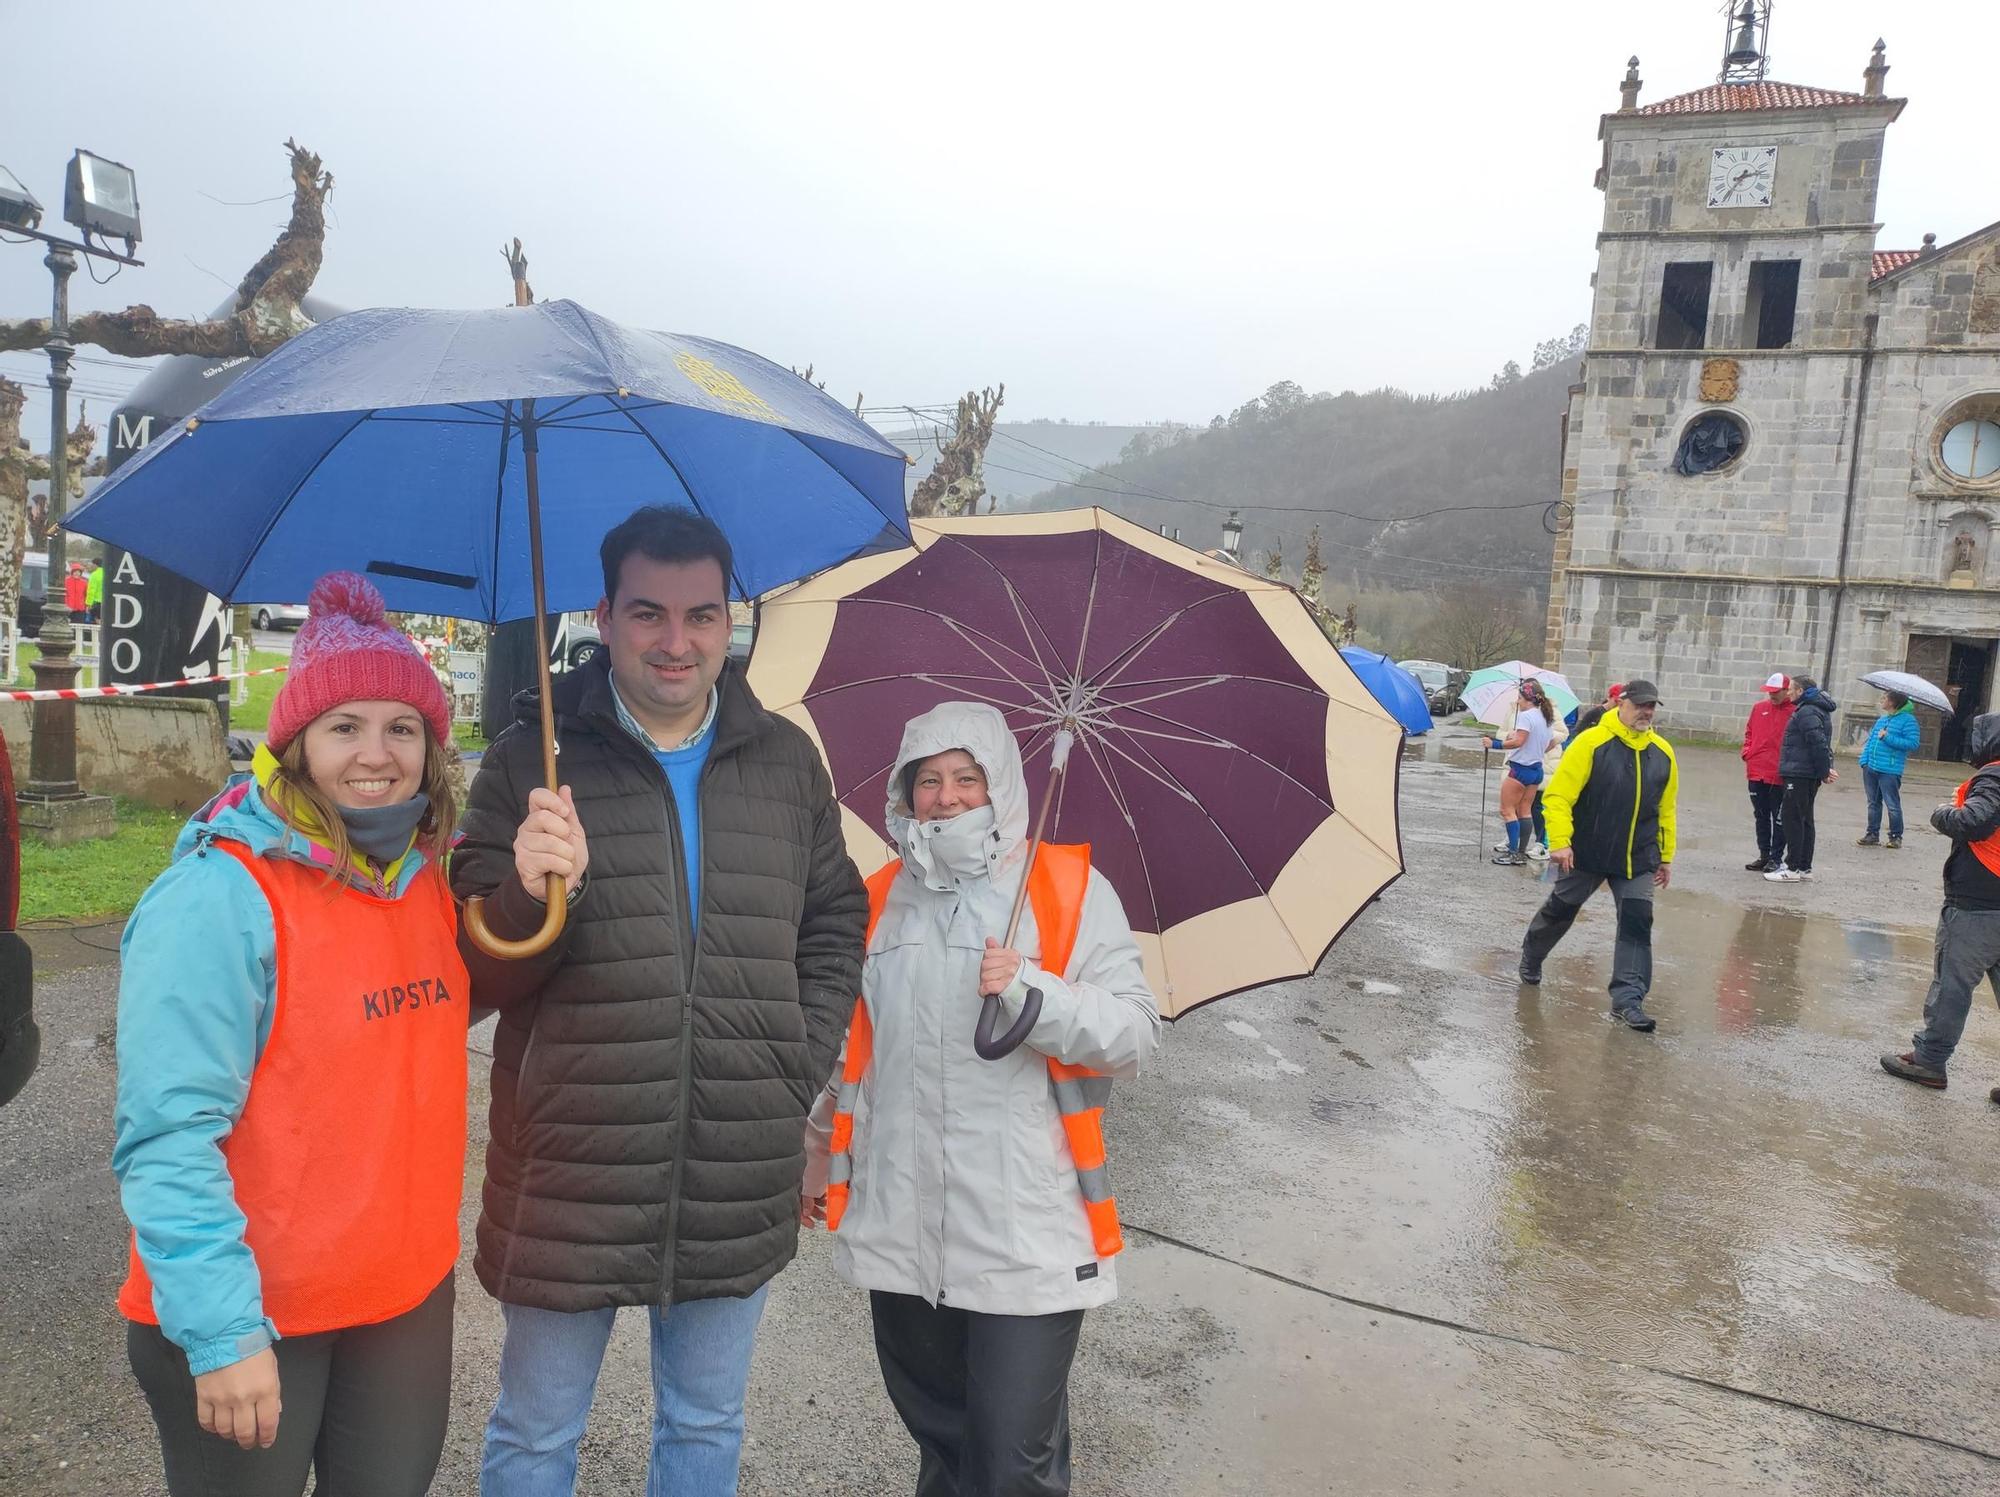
[1885,690,1909,709]
[599,506,735,603]
[1794,675,1818,693]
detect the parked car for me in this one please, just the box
[1397,658,1464,714]
[248,602,310,631]
[0,721,37,1109]
[550,614,604,671]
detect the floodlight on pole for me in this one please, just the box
[3,151,144,839]
[64,149,142,252]
[0,165,42,231]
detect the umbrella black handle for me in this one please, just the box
[974,986,1043,1060]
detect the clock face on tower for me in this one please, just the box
[1709,146,1778,208]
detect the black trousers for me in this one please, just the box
[870,1291,1086,1497]
[1748,780,1787,864]
[127,1272,454,1497]
[1782,778,1821,872]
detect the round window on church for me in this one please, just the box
[1672,411,1747,476]
[1941,419,2000,482]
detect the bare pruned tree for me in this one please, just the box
[0,139,332,359]
[1415,584,1539,670]
[909,385,1004,519]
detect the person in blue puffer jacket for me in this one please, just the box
[1857,690,1922,848]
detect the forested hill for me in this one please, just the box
[1015,355,1580,595]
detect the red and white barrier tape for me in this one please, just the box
[3,665,289,703]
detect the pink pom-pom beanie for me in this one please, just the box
[265,572,452,753]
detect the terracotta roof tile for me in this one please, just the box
[1638,81,1885,115]
[1873,249,1923,279]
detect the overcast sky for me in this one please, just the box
[4,0,1994,449]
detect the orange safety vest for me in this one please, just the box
[826,843,1123,1259]
[1956,780,2000,878]
[119,841,470,1336]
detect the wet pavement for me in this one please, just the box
[3,731,1997,1494]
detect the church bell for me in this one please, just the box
[1724,2,1763,69]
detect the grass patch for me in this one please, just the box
[227,651,293,733]
[11,642,39,687]
[19,799,188,924]
[453,722,487,754]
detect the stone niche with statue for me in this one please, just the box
[1942,512,1992,587]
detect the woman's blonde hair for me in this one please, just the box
[268,726,461,879]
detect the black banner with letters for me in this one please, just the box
[97,295,344,708]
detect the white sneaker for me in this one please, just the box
[1525,843,1549,861]
[1764,867,1803,882]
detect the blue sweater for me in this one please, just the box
[608,681,716,927]
[658,734,714,925]
[1858,704,1921,776]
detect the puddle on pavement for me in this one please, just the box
[1195,737,2000,1462]
[1229,883,2000,1441]
[1419,889,2000,1363]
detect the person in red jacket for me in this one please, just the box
[1742,672,1796,873]
[63,561,89,615]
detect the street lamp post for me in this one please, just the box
[3,151,144,843]
[23,240,83,802]
[1221,509,1244,562]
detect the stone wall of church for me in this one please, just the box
[1555,100,2000,746]
[1555,571,1836,737]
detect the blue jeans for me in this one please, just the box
[480,1284,770,1497]
[1863,766,1904,839]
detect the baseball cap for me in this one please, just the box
[1762,672,1790,691]
[1606,683,1625,702]
[1621,679,1662,706]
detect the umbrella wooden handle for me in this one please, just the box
[463,878,566,960]
[462,396,568,964]
[974,987,1043,1061]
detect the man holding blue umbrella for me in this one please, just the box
[455,507,868,1496]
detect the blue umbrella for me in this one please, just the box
[65,299,912,958]
[66,300,910,616]
[1338,647,1433,736]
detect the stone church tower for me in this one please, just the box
[1549,13,2000,757]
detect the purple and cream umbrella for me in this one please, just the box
[748,509,1405,1022]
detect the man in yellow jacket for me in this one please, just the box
[1519,679,1679,1031]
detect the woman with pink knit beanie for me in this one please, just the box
[112,572,588,1497]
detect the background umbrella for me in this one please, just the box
[1462,661,1579,725]
[66,299,911,956]
[749,508,1404,1025]
[1860,669,1952,713]
[1338,646,1432,736]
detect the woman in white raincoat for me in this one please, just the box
[804,700,1160,1497]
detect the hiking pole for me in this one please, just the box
[1479,743,1491,863]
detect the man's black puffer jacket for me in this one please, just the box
[1778,688,1837,781]
[452,656,866,1310]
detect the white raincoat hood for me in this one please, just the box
[884,701,1032,890]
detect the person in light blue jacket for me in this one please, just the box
[1857,690,1923,848]
[113,572,588,1497]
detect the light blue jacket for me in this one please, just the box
[1857,704,1921,776]
[111,777,434,1375]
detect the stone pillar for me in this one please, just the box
[1863,39,1888,99]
